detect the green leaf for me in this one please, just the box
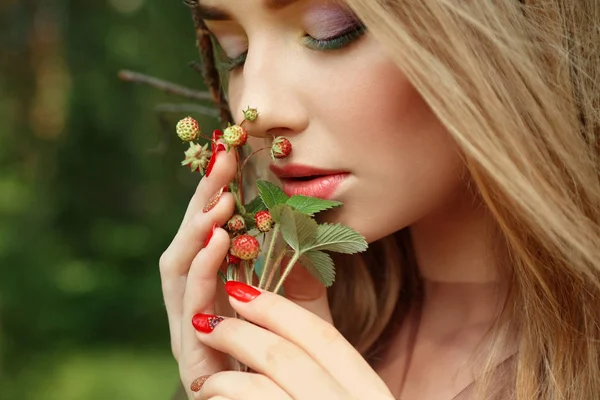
[242,214,256,231]
[245,195,267,214]
[269,204,285,223]
[279,205,318,252]
[304,223,368,254]
[301,251,336,287]
[286,195,343,216]
[256,180,289,210]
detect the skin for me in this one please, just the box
[160,0,511,399]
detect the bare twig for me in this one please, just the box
[188,61,204,76]
[154,102,219,117]
[117,70,212,101]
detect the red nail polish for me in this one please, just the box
[225,281,261,303]
[192,313,224,333]
[204,222,218,247]
[205,143,226,177]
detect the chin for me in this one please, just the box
[315,206,400,244]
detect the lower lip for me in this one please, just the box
[281,173,349,199]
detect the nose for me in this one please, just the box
[228,45,308,140]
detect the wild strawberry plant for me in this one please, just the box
[175,109,368,293]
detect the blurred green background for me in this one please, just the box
[0,0,221,398]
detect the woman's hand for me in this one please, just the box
[188,281,395,400]
[159,139,238,396]
[159,138,340,398]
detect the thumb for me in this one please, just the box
[282,261,333,324]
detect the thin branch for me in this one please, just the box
[154,102,219,117]
[188,61,204,76]
[117,70,212,101]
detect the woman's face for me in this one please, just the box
[202,0,465,243]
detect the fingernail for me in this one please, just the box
[202,186,226,213]
[192,313,224,333]
[204,222,219,247]
[212,129,223,142]
[190,375,211,392]
[205,143,226,178]
[225,281,261,303]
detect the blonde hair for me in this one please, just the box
[329,1,600,398]
[194,0,600,398]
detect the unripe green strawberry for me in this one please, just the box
[243,107,259,122]
[231,234,260,260]
[181,142,211,174]
[226,214,246,232]
[223,124,248,148]
[271,136,292,160]
[226,253,241,265]
[176,117,200,142]
[255,210,274,233]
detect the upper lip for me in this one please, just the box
[269,164,348,179]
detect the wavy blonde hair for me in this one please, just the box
[191,0,600,398]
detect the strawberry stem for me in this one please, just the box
[264,249,288,291]
[240,147,269,172]
[272,252,300,294]
[258,224,280,289]
[234,149,245,205]
[243,260,252,285]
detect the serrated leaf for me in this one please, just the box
[279,205,318,252]
[245,196,268,214]
[242,214,256,230]
[256,180,289,210]
[269,204,286,224]
[301,251,336,287]
[303,223,368,254]
[286,195,343,216]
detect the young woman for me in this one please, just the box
[159,1,600,399]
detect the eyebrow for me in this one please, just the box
[196,0,300,21]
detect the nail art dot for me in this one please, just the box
[190,375,211,392]
[202,187,224,213]
[208,316,224,330]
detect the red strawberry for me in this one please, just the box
[271,136,292,160]
[223,124,248,148]
[255,210,274,233]
[226,214,246,232]
[231,234,260,260]
[226,253,241,265]
[176,117,200,142]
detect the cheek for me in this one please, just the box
[313,41,466,241]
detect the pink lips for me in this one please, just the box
[269,164,349,199]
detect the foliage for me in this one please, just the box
[0,0,209,398]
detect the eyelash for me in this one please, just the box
[216,23,366,72]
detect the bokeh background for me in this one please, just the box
[0,0,221,398]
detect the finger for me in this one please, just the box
[160,193,235,359]
[195,371,292,400]
[282,262,333,324]
[181,142,238,227]
[178,228,231,384]
[194,317,347,400]
[226,285,392,399]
